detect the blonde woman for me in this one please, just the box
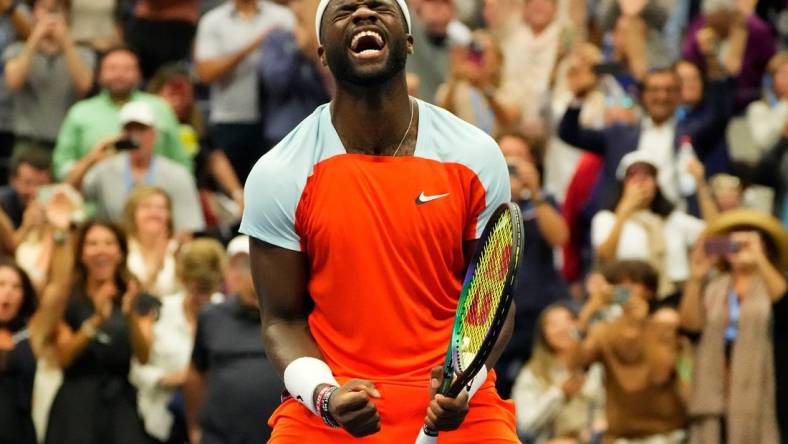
[131,237,226,443]
[512,304,604,443]
[123,186,180,299]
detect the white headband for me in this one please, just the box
[315,0,412,45]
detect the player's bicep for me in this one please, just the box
[249,238,311,323]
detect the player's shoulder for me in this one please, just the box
[247,104,326,178]
[419,101,503,166]
[199,2,234,23]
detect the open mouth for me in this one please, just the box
[350,29,386,59]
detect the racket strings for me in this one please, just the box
[455,213,514,372]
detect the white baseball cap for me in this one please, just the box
[616,151,659,180]
[119,101,156,128]
[227,235,250,258]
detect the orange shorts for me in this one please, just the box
[267,379,518,443]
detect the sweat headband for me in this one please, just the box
[315,0,412,45]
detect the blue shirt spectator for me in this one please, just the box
[258,28,330,147]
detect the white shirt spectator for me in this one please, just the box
[127,239,181,299]
[591,209,705,284]
[746,99,788,154]
[636,117,679,203]
[512,363,605,443]
[194,0,295,123]
[129,292,221,441]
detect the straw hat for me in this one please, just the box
[704,209,788,269]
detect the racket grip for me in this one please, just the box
[414,426,439,444]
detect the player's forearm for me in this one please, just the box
[263,317,326,376]
[484,302,514,370]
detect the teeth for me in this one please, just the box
[351,30,383,50]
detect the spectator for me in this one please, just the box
[560,66,721,207]
[0,146,51,229]
[682,0,776,113]
[494,131,569,397]
[69,0,122,53]
[3,0,95,150]
[147,64,245,227]
[511,304,605,443]
[0,259,38,444]
[258,0,331,147]
[596,0,673,77]
[14,184,83,291]
[0,0,31,183]
[406,0,456,102]
[571,260,687,442]
[592,152,711,300]
[194,0,295,181]
[750,135,788,225]
[675,59,733,177]
[679,209,787,443]
[0,191,74,443]
[708,173,743,212]
[130,237,226,444]
[44,221,154,444]
[485,0,569,126]
[184,235,282,444]
[126,0,198,79]
[52,47,191,181]
[746,51,788,155]
[68,101,205,237]
[436,31,521,135]
[123,186,181,299]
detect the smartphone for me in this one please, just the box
[115,138,139,151]
[467,40,484,65]
[593,62,625,76]
[704,236,740,255]
[613,286,632,305]
[506,159,518,177]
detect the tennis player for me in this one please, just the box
[240,0,518,441]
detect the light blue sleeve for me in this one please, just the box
[239,149,304,252]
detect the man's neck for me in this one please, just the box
[331,74,413,155]
[648,115,674,127]
[234,0,258,16]
[130,152,153,170]
[106,90,135,106]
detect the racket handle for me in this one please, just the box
[414,425,438,444]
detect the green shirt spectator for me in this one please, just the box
[52,47,191,180]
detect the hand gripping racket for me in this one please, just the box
[414,202,524,443]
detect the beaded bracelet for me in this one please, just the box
[315,385,340,428]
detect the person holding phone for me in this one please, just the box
[570,259,688,443]
[66,101,205,240]
[436,30,521,135]
[679,209,788,443]
[494,131,569,398]
[591,151,712,301]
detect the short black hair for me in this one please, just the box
[10,145,52,177]
[600,259,659,295]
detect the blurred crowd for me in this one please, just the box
[0,0,786,443]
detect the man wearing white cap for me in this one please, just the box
[241,0,516,441]
[72,101,205,236]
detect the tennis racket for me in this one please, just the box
[414,202,524,444]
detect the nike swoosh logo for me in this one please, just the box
[415,192,450,205]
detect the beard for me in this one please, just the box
[324,35,408,87]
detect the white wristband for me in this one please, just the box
[283,357,339,416]
[466,366,488,400]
